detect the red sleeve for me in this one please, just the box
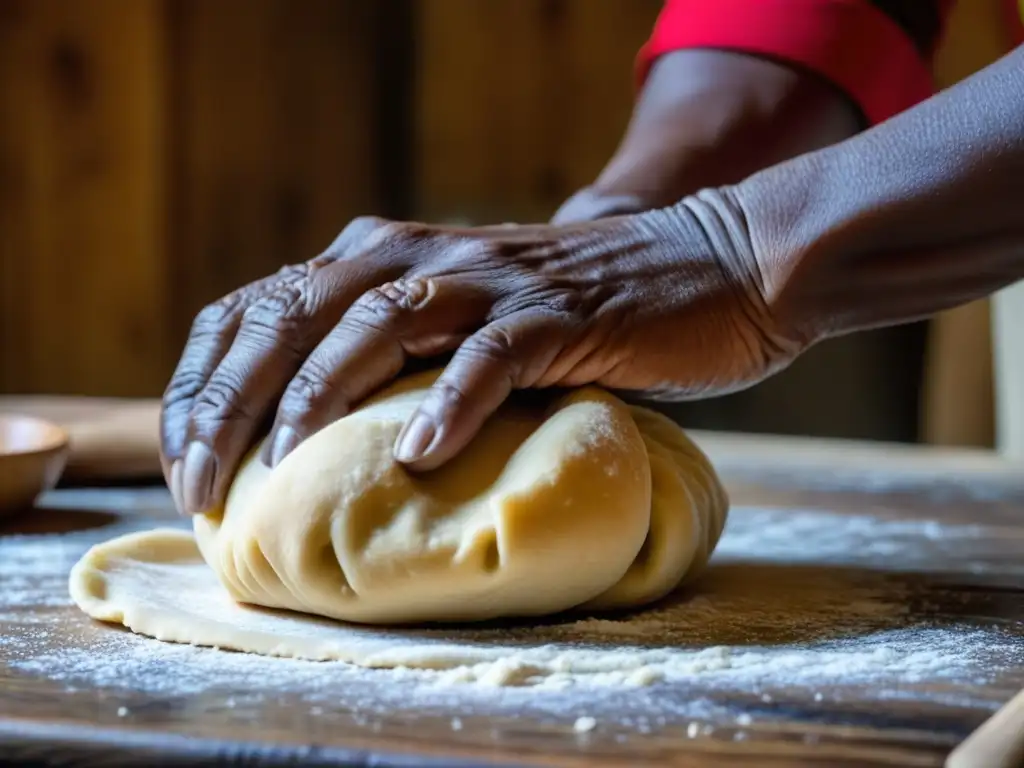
[637,0,956,126]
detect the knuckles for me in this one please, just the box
[190,376,255,424]
[236,287,321,359]
[364,279,432,315]
[278,364,338,418]
[240,284,308,326]
[376,278,432,310]
[162,368,210,408]
[166,209,585,456]
[342,279,435,336]
[330,215,406,257]
[189,299,237,338]
[462,323,518,362]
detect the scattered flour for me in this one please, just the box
[1,499,1021,733]
[573,716,597,733]
[716,507,1024,575]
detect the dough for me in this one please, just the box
[71,370,728,632]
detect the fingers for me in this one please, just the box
[394,308,572,471]
[164,215,411,516]
[161,301,243,474]
[180,285,320,512]
[179,260,402,516]
[160,269,303,500]
[165,212,589,512]
[265,276,491,466]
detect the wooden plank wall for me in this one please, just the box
[0,0,169,396]
[164,0,381,348]
[0,0,390,396]
[415,0,660,224]
[2,0,1011,446]
[0,0,659,397]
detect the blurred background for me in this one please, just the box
[0,0,1014,445]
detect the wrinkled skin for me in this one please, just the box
[161,199,800,517]
[161,49,859,517]
[159,42,1024,520]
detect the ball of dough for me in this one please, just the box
[194,370,728,625]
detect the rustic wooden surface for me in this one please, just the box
[0,433,1022,767]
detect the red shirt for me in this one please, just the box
[638,0,956,126]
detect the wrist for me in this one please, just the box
[661,189,808,371]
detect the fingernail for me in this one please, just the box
[268,425,300,467]
[182,441,217,515]
[169,460,185,515]
[394,412,436,463]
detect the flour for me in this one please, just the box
[4,505,1019,733]
[2,501,1022,733]
[57,516,996,688]
[573,716,597,732]
[4,617,1014,734]
[715,507,1023,575]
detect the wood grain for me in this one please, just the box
[920,301,995,449]
[0,0,169,396]
[1,435,1023,767]
[414,0,661,225]
[164,0,380,349]
[0,0,383,397]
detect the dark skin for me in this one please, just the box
[162,50,857,515]
[552,50,863,224]
[162,46,1024,517]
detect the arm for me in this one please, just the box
[727,45,1024,346]
[554,0,953,223]
[167,8,1024,510]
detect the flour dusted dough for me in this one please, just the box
[71,370,728,641]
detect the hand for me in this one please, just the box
[160,195,802,517]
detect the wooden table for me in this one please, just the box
[1,431,1023,767]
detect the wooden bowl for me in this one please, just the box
[0,414,70,516]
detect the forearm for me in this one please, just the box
[588,49,862,207]
[556,0,950,224]
[732,47,1024,343]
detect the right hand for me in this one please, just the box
[160,194,804,517]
